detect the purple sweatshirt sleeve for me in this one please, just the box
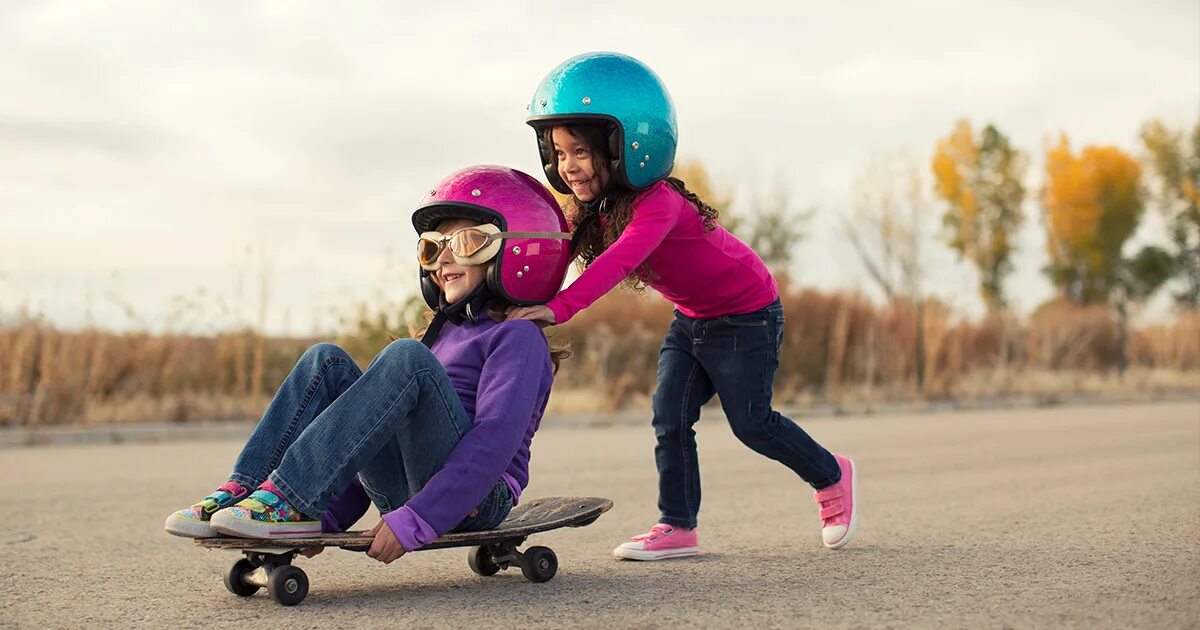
[383,321,550,550]
[546,183,678,324]
[320,476,371,533]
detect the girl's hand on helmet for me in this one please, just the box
[506,305,556,325]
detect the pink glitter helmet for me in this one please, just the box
[412,165,572,308]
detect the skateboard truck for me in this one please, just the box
[225,550,309,606]
[466,538,558,583]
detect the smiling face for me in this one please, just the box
[552,126,610,202]
[429,217,488,304]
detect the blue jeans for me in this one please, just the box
[652,298,840,529]
[227,339,512,532]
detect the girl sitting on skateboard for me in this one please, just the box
[510,53,859,559]
[166,165,573,564]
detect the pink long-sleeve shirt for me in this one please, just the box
[546,181,779,324]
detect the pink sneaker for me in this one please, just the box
[814,454,858,549]
[613,523,700,561]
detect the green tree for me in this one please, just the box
[1140,118,1200,308]
[931,120,1027,311]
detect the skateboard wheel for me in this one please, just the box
[224,559,261,597]
[521,546,557,583]
[467,545,501,576]
[267,565,309,606]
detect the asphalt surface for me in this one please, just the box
[2,402,1197,628]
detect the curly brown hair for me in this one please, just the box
[542,124,722,291]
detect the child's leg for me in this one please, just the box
[262,339,471,523]
[165,342,362,537]
[350,364,472,516]
[697,300,857,548]
[228,342,364,489]
[650,314,715,530]
[614,313,711,561]
[696,302,840,486]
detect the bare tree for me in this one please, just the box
[736,178,812,281]
[844,151,936,391]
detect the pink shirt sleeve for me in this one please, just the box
[546,185,679,324]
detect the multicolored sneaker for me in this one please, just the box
[814,454,858,549]
[209,479,322,538]
[613,523,700,561]
[164,481,250,538]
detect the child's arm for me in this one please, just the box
[544,185,679,324]
[320,477,371,532]
[382,322,551,551]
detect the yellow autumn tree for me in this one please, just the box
[1041,135,1146,304]
[931,120,1026,310]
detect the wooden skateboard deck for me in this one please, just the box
[198,495,612,552]
[196,496,613,606]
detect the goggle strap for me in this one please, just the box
[491,231,573,240]
[417,231,573,267]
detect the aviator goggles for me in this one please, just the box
[417,223,571,270]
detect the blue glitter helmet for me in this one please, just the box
[526,52,677,194]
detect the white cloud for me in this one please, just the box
[1,0,1196,332]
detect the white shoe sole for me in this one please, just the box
[209,511,323,538]
[612,546,701,561]
[824,458,859,550]
[164,514,217,538]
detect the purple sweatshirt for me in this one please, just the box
[317,314,555,551]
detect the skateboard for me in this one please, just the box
[196,496,613,606]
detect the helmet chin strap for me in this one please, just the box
[420,280,493,348]
[570,194,609,257]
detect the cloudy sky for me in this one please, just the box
[2,1,1196,334]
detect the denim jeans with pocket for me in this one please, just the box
[652,298,840,529]
[227,339,511,532]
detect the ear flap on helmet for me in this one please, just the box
[537,130,571,194]
[544,162,568,194]
[485,258,506,302]
[420,269,441,309]
[606,121,623,179]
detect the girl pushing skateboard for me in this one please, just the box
[509,52,859,559]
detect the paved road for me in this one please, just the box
[3,402,1197,628]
